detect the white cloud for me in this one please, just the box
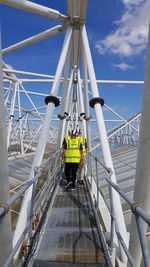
[112,62,134,70]
[122,0,144,7]
[95,0,150,57]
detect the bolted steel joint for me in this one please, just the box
[68,16,85,29]
[89,97,104,108]
[80,112,85,117]
[0,202,9,217]
[131,202,142,214]
[83,115,92,121]
[58,114,66,120]
[45,95,60,107]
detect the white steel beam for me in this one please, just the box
[81,25,128,264]
[0,33,12,266]
[3,77,144,85]
[77,70,86,138]
[67,0,88,68]
[64,73,74,114]
[4,84,13,105]
[19,83,43,121]
[57,45,71,148]
[3,68,55,79]
[105,104,139,133]
[2,25,64,55]
[12,26,73,257]
[96,80,144,85]
[67,0,88,22]
[7,79,54,83]
[24,124,42,153]
[72,28,81,68]
[64,76,74,136]
[7,82,17,149]
[2,67,144,84]
[29,106,47,111]
[17,86,24,154]
[82,49,91,150]
[0,0,67,22]
[129,25,150,266]
[4,87,48,97]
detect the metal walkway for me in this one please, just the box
[31,179,108,266]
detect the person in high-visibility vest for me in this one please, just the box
[61,129,71,180]
[61,129,84,190]
[77,129,87,156]
[76,129,87,182]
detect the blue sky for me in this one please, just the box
[0,0,150,129]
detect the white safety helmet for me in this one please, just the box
[68,129,72,135]
[78,129,81,135]
[71,129,78,136]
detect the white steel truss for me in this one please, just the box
[0,0,148,266]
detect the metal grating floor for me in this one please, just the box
[32,179,106,266]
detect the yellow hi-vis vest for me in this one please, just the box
[78,136,87,156]
[64,136,81,163]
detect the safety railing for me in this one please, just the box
[0,149,61,267]
[86,151,150,267]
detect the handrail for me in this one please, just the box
[0,149,61,217]
[37,149,61,170]
[4,228,28,267]
[87,151,150,267]
[0,149,61,266]
[105,176,150,267]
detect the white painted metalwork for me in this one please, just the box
[3,68,55,78]
[0,0,148,266]
[77,70,87,138]
[129,25,150,266]
[58,70,74,145]
[13,26,73,255]
[0,34,13,266]
[4,78,54,83]
[81,25,128,263]
[7,82,17,148]
[0,0,67,21]
[82,49,91,150]
[57,45,71,148]
[96,80,144,85]
[91,112,141,152]
[2,25,65,55]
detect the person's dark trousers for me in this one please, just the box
[65,163,79,187]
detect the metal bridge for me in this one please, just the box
[0,1,150,266]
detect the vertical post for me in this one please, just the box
[17,83,24,154]
[81,25,128,263]
[57,45,71,148]
[22,112,28,143]
[63,73,74,135]
[7,81,17,149]
[129,24,150,266]
[0,31,13,266]
[77,70,86,137]
[95,158,99,208]
[4,84,12,106]
[82,49,91,151]
[135,215,150,267]
[13,26,73,254]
